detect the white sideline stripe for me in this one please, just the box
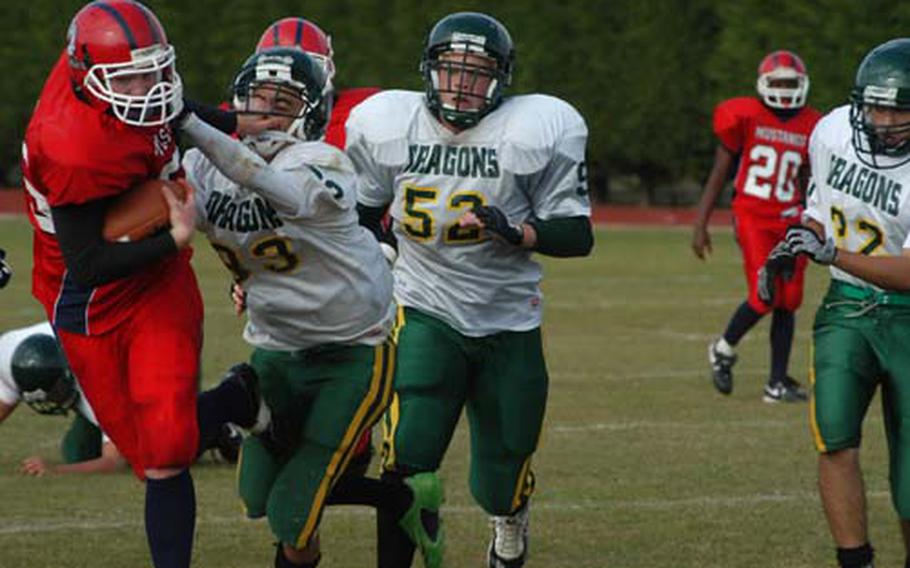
[554,367,768,380]
[0,490,891,535]
[550,419,789,433]
[547,297,744,309]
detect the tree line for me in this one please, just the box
[3,0,909,204]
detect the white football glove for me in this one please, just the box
[785,225,837,265]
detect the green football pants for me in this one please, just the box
[238,340,395,547]
[382,307,547,515]
[811,281,910,517]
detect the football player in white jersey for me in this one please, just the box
[177,47,442,568]
[1,323,246,475]
[761,38,910,568]
[346,12,593,568]
[0,323,106,462]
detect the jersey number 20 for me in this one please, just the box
[742,144,802,202]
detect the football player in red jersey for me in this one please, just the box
[692,50,823,402]
[20,3,265,568]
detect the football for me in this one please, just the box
[103,179,188,242]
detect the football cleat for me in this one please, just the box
[212,423,243,464]
[399,472,445,568]
[708,339,737,395]
[221,363,271,433]
[488,502,530,568]
[763,376,809,403]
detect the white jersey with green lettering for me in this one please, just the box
[0,322,98,425]
[346,90,590,336]
[184,140,395,351]
[804,105,910,290]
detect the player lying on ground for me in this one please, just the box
[1,322,250,475]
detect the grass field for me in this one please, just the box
[0,216,900,568]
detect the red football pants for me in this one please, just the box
[57,270,203,478]
[734,213,807,314]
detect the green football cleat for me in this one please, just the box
[399,472,445,568]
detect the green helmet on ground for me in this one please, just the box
[420,12,514,130]
[849,38,910,168]
[11,334,78,415]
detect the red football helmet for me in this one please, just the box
[256,17,336,94]
[66,0,183,126]
[756,50,810,109]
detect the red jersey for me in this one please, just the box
[324,87,381,150]
[713,97,822,219]
[21,52,192,336]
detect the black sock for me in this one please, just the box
[274,544,320,568]
[377,471,417,568]
[769,309,795,383]
[328,474,411,513]
[196,381,246,451]
[837,543,874,568]
[145,469,195,568]
[722,302,764,346]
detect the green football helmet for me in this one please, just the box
[232,47,329,144]
[849,38,910,169]
[10,334,78,416]
[420,12,514,129]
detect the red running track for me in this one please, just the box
[0,189,733,226]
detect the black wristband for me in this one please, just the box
[185,99,238,135]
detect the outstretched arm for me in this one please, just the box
[20,441,126,476]
[178,113,317,218]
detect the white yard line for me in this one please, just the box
[550,419,790,433]
[0,490,889,535]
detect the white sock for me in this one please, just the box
[715,337,735,357]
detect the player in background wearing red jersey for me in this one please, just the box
[692,50,822,402]
[21,3,265,567]
[255,17,381,150]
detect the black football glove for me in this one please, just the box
[757,241,796,305]
[472,206,523,246]
[0,248,11,289]
[785,225,837,265]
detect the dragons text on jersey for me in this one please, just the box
[204,191,284,232]
[825,154,902,216]
[405,144,500,178]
